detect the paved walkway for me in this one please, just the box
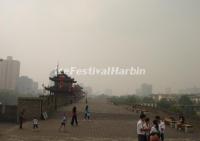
[0,97,199,141]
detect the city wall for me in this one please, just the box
[0,105,17,122]
[17,94,82,121]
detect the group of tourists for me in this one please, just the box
[137,114,165,141]
[19,104,91,132]
[57,104,91,132]
[58,106,78,132]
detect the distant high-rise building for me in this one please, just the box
[0,56,20,90]
[16,76,39,94]
[136,83,152,96]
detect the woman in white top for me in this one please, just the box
[143,118,151,141]
[137,114,146,141]
[159,120,165,141]
[155,116,165,141]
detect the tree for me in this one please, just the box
[157,98,172,110]
[178,95,196,116]
[110,95,141,105]
[142,97,155,103]
[178,95,193,105]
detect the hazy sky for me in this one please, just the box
[0,0,200,95]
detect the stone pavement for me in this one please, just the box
[0,97,199,141]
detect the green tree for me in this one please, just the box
[157,98,172,110]
[110,95,141,105]
[178,95,193,105]
[142,97,155,103]
[178,95,196,116]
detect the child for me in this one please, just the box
[32,117,39,131]
[87,111,91,120]
[59,113,67,131]
[84,105,89,120]
[84,105,91,120]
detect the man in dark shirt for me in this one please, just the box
[19,111,24,129]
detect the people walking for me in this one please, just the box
[71,106,78,126]
[84,105,91,120]
[155,116,165,141]
[159,119,165,141]
[59,113,67,131]
[19,111,25,129]
[32,117,39,131]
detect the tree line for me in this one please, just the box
[109,95,198,118]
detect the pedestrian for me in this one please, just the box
[144,118,151,141]
[84,105,91,120]
[137,114,146,141]
[59,113,67,131]
[159,119,165,141]
[19,111,25,129]
[71,106,78,126]
[155,116,165,141]
[32,117,39,131]
[140,111,145,117]
[150,120,160,141]
[177,114,185,130]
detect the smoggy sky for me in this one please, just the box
[0,0,200,95]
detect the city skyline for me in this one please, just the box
[0,0,200,95]
[0,56,39,94]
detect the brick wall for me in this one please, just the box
[0,93,83,123]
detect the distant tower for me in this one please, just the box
[136,83,152,96]
[45,70,77,95]
[0,56,20,90]
[141,83,152,96]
